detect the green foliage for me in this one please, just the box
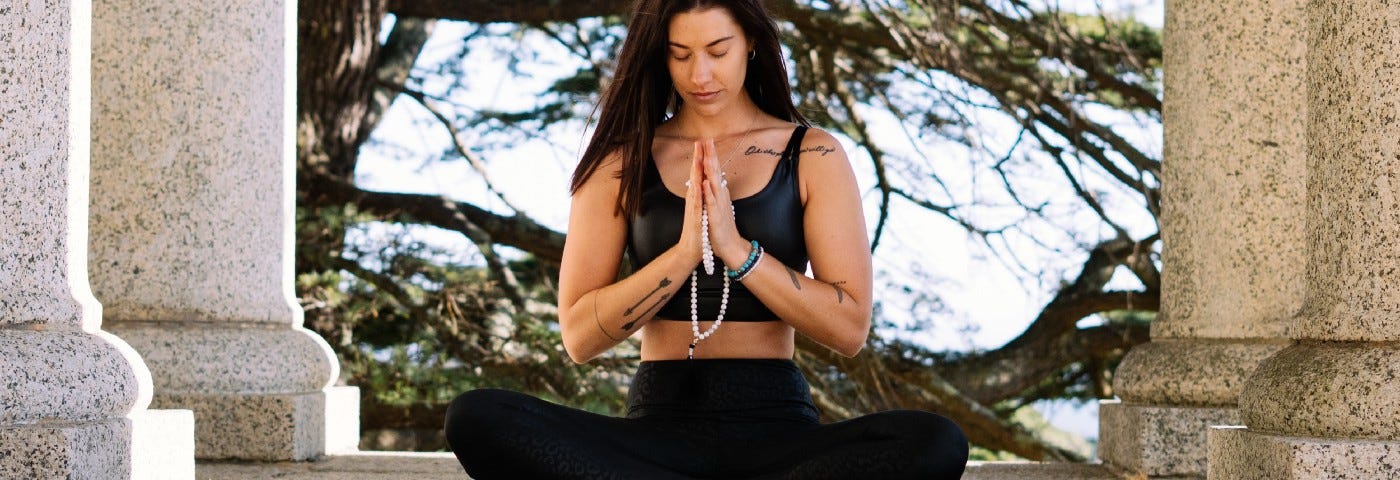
[295,204,633,432]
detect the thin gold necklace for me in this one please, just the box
[719,110,761,178]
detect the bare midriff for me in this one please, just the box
[640,318,795,360]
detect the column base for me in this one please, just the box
[325,386,361,455]
[1208,426,1400,479]
[0,410,194,479]
[155,386,358,461]
[1098,400,1239,478]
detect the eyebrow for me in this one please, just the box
[668,35,735,50]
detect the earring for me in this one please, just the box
[749,50,756,60]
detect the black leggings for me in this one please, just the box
[445,359,968,479]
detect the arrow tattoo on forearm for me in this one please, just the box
[621,293,672,331]
[624,278,672,316]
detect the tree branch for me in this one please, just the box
[797,335,1085,461]
[388,0,630,23]
[304,172,567,264]
[358,16,437,145]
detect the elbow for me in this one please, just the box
[558,315,595,365]
[835,314,871,358]
[566,348,591,365]
[562,336,594,365]
[835,336,867,358]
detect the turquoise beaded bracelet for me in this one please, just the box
[725,240,762,280]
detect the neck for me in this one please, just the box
[674,100,761,139]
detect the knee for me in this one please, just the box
[884,410,969,477]
[915,411,968,454]
[444,388,518,448]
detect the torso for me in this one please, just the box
[638,119,808,361]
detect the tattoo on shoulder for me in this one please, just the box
[743,145,837,157]
[786,267,802,290]
[744,146,783,157]
[829,281,847,304]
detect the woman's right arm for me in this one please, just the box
[557,150,705,364]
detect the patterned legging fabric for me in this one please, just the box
[444,358,968,479]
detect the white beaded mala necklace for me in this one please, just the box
[687,112,759,359]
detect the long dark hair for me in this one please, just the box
[570,0,808,218]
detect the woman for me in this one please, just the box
[444,1,969,478]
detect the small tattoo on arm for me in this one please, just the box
[786,267,802,290]
[622,292,672,330]
[829,281,847,304]
[624,278,672,316]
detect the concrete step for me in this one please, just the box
[197,452,464,480]
[198,453,1140,479]
[965,461,1141,479]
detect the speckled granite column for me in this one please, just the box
[87,0,358,461]
[1098,0,1302,477]
[1209,1,1400,477]
[0,1,194,478]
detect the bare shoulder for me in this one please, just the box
[793,127,857,204]
[795,127,852,178]
[575,150,625,195]
[796,127,848,164]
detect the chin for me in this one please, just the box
[686,99,732,118]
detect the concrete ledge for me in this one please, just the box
[964,462,1136,479]
[158,391,321,461]
[198,455,1142,480]
[1099,400,1237,478]
[197,451,466,480]
[1208,426,1400,479]
[0,418,131,480]
[0,411,191,479]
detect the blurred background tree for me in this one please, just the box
[296,0,1162,461]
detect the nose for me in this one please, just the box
[690,55,714,87]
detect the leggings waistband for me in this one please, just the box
[626,358,820,424]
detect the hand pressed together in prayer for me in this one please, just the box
[693,138,753,273]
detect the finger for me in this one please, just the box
[703,178,714,204]
[689,141,704,196]
[704,138,719,170]
[692,141,703,179]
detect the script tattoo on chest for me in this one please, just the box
[744,145,837,157]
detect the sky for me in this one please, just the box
[353,0,1165,446]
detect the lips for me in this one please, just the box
[691,90,721,102]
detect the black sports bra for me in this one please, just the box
[627,126,810,322]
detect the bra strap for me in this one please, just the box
[781,126,809,164]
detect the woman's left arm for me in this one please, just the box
[703,128,873,357]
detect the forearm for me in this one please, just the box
[561,247,696,363]
[718,243,871,357]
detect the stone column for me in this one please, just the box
[1208,1,1400,477]
[0,1,194,478]
[1097,0,1303,476]
[88,0,358,461]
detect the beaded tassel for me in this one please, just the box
[700,210,715,274]
[688,268,729,359]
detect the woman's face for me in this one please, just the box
[666,7,752,118]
